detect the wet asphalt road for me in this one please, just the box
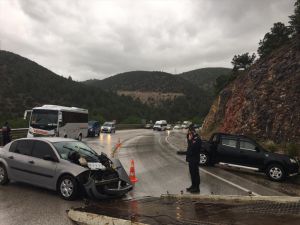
[0,129,287,225]
[116,131,247,197]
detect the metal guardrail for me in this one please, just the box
[116,124,144,130]
[0,125,144,145]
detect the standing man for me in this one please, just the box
[2,122,11,146]
[186,126,201,193]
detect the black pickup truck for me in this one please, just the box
[200,133,299,182]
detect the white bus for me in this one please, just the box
[24,105,88,141]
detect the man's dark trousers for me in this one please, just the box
[189,161,200,188]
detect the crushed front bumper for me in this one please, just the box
[82,159,133,199]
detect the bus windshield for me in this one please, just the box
[30,110,58,130]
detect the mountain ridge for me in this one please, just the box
[0,50,150,125]
[0,50,229,125]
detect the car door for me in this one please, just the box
[238,139,265,169]
[216,136,239,164]
[28,140,59,189]
[6,140,34,182]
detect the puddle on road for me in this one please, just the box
[75,197,300,225]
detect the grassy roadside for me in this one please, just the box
[261,140,300,159]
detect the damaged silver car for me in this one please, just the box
[0,138,132,200]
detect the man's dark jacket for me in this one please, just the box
[186,135,202,163]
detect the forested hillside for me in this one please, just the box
[0,51,227,126]
[178,67,232,92]
[83,69,232,123]
[84,71,201,95]
[0,51,150,126]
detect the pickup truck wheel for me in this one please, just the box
[267,164,286,181]
[199,153,210,166]
[0,164,9,185]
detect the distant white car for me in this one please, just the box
[173,124,182,130]
[145,124,153,129]
[101,122,116,133]
[182,121,192,129]
[153,120,167,131]
[166,124,172,130]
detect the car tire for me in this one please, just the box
[0,164,9,185]
[266,164,286,182]
[58,175,79,200]
[199,152,210,166]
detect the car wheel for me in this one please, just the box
[0,164,9,185]
[78,134,82,141]
[199,152,210,166]
[58,175,79,200]
[267,164,286,181]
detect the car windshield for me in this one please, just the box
[30,110,58,131]
[53,141,98,161]
[103,123,112,127]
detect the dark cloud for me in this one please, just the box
[0,0,294,80]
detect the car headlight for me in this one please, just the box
[290,158,297,164]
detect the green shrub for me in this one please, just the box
[286,143,299,158]
[263,140,278,153]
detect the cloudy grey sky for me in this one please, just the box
[0,0,294,81]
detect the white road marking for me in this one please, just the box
[200,168,260,196]
[165,136,261,196]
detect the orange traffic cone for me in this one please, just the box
[129,159,138,183]
[116,138,122,149]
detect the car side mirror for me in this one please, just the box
[43,155,56,162]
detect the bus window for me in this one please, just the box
[30,110,58,131]
[62,111,88,123]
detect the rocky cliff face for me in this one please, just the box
[202,39,300,143]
